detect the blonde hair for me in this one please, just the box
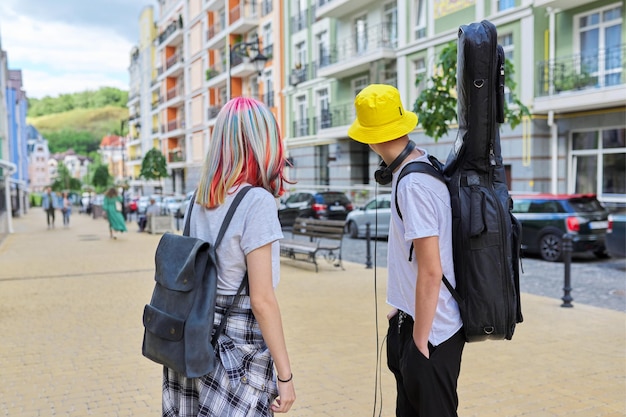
[197,97,289,207]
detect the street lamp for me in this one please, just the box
[227,37,268,100]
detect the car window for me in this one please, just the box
[512,200,530,213]
[319,192,350,204]
[528,201,562,213]
[364,200,377,210]
[379,199,391,209]
[569,197,605,213]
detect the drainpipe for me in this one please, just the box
[0,159,17,233]
[547,111,558,194]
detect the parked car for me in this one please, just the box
[278,190,353,227]
[345,194,392,238]
[137,195,162,215]
[178,191,195,219]
[511,193,609,261]
[605,212,626,258]
[162,195,185,215]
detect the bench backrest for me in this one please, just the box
[292,217,345,240]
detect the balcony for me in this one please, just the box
[316,0,378,19]
[207,105,223,120]
[206,65,227,88]
[289,63,317,86]
[229,0,260,34]
[164,85,184,107]
[534,45,625,114]
[317,23,396,79]
[168,147,185,163]
[157,17,184,48]
[292,119,312,138]
[206,21,227,50]
[161,119,185,137]
[230,54,259,78]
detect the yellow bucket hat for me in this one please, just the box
[348,84,418,144]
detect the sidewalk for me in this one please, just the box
[0,211,624,416]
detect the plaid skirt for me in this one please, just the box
[162,295,279,417]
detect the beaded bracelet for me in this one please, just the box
[277,373,293,383]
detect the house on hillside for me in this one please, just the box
[50,148,91,183]
[26,125,51,193]
[99,134,127,182]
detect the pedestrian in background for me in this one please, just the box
[348,84,465,417]
[162,97,296,415]
[61,191,72,228]
[41,186,59,229]
[103,187,127,239]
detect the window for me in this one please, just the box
[354,15,368,55]
[295,95,308,136]
[295,41,306,69]
[384,61,397,87]
[353,76,369,96]
[571,127,626,201]
[317,88,330,129]
[384,2,398,48]
[412,57,426,105]
[264,70,274,107]
[577,4,623,87]
[262,23,273,58]
[414,0,426,40]
[497,0,515,12]
[498,33,514,104]
[316,31,330,67]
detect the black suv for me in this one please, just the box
[512,194,609,261]
[278,191,353,227]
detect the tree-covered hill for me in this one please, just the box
[26,87,129,156]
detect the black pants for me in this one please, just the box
[46,208,55,226]
[387,311,465,417]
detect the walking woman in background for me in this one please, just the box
[103,187,127,239]
[162,97,296,416]
[61,191,72,227]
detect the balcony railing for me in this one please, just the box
[161,119,185,133]
[168,147,185,163]
[323,102,355,128]
[289,63,317,85]
[206,22,223,41]
[291,8,316,32]
[230,1,259,23]
[166,52,183,70]
[320,22,397,68]
[536,44,624,96]
[158,17,183,45]
[207,105,223,120]
[292,119,311,137]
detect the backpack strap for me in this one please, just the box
[394,159,461,304]
[182,186,254,347]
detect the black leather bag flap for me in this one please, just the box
[143,304,185,342]
[154,233,213,292]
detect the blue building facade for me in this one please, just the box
[6,69,29,217]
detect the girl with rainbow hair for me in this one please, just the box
[162,97,296,416]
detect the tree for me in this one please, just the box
[92,165,111,191]
[51,162,82,192]
[140,148,169,181]
[413,41,530,141]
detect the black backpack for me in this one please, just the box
[396,20,523,342]
[142,186,251,377]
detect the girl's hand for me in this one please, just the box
[271,379,295,413]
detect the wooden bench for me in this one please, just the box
[279,217,346,272]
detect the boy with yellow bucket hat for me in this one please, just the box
[348,84,465,417]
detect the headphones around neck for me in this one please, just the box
[374,141,417,185]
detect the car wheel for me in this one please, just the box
[594,249,610,259]
[539,232,562,262]
[347,221,359,239]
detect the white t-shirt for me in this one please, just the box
[387,149,463,346]
[188,185,283,295]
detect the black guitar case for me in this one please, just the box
[442,20,523,341]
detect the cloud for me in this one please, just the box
[0,0,159,97]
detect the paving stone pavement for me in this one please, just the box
[0,211,624,416]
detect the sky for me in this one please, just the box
[0,0,158,99]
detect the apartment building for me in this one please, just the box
[147,0,283,195]
[284,0,625,207]
[26,125,51,193]
[127,6,160,195]
[0,41,12,235]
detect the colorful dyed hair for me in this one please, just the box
[197,97,290,208]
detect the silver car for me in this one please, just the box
[345,194,392,238]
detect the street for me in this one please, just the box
[336,235,626,312]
